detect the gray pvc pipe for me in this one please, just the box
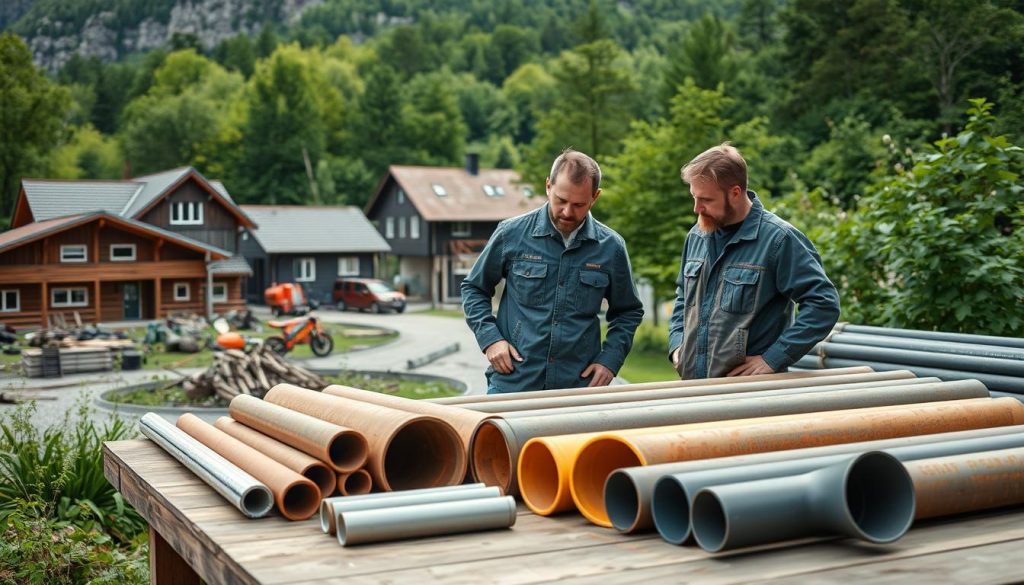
[472,379,989,492]
[794,355,1024,394]
[497,377,938,419]
[814,342,1024,377]
[139,413,274,518]
[689,452,914,552]
[321,485,501,535]
[604,424,1024,535]
[650,429,1024,545]
[836,323,1024,349]
[829,332,1024,361]
[337,496,517,546]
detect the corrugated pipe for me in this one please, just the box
[649,427,1024,544]
[177,413,320,520]
[337,496,517,546]
[320,482,488,535]
[323,485,502,535]
[139,413,274,518]
[835,323,1024,349]
[264,384,465,491]
[228,394,368,473]
[908,446,1024,519]
[434,367,874,407]
[214,416,337,498]
[337,469,372,496]
[483,379,988,497]
[570,397,1024,527]
[607,424,1024,535]
[794,355,1024,394]
[813,342,1024,377]
[828,332,1024,361]
[689,452,914,552]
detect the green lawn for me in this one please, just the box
[416,308,465,318]
[619,349,677,383]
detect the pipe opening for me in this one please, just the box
[281,481,321,520]
[304,464,337,498]
[651,476,690,544]
[571,438,644,526]
[845,452,915,543]
[471,422,513,491]
[604,471,642,533]
[519,441,560,514]
[385,419,464,490]
[691,489,728,552]
[240,487,274,518]
[330,432,369,472]
[342,469,373,495]
[320,500,335,534]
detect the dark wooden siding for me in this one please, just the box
[269,252,376,305]
[140,179,239,253]
[367,178,431,257]
[0,240,39,265]
[432,220,498,256]
[238,230,268,302]
[99,227,154,262]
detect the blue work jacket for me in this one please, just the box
[461,204,644,393]
[668,192,840,379]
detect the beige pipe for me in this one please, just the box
[177,413,320,520]
[264,384,466,491]
[228,394,368,473]
[907,446,1024,519]
[215,416,337,498]
[338,469,373,496]
[570,397,1024,527]
[431,366,876,405]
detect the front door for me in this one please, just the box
[123,282,141,320]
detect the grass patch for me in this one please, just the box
[619,350,677,383]
[416,308,465,319]
[327,372,464,399]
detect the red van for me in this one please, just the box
[332,278,406,313]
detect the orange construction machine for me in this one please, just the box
[263,282,311,316]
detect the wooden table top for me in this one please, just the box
[103,439,1024,584]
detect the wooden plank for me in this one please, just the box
[150,527,201,585]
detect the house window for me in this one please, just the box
[432,183,447,197]
[1,290,19,312]
[522,187,534,197]
[483,185,497,197]
[453,255,477,276]
[398,217,407,239]
[338,257,359,276]
[385,217,395,239]
[294,257,315,282]
[452,222,471,237]
[211,282,227,303]
[410,216,420,239]
[60,245,87,263]
[397,189,406,204]
[495,186,505,195]
[110,244,137,261]
[171,201,204,225]
[52,287,88,308]
[173,282,190,302]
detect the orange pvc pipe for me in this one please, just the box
[214,416,337,498]
[177,413,320,520]
[338,469,373,496]
[264,384,465,491]
[228,394,368,473]
[570,397,1024,527]
[907,447,1024,519]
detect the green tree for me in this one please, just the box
[662,12,739,99]
[404,69,467,164]
[47,125,122,180]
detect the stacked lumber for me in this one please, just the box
[22,346,113,377]
[182,345,326,402]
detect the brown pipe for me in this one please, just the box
[177,413,320,520]
[907,446,1024,519]
[477,379,989,495]
[338,469,373,496]
[570,397,1024,527]
[433,366,876,406]
[228,394,368,473]
[215,416,337,498]
[264,384,465,491]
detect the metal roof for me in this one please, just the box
[122,167,192,217]
[375,165,544,222]
[21,181,140,221]
[209,255,254,275]
[241,205,391,254]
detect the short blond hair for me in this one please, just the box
[681,143,747,193]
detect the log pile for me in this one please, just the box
[182,345,326,402]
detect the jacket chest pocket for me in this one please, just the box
[509,261,549,307]
[575,269,609,315]
[720,266,761,314]
[683,260,703,307]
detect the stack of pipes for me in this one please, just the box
[793,323,1024,397]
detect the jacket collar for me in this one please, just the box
[694,190,764,242]
[531,202,597,242]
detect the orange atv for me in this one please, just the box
[264,282,313,317]
[264,314,334,356]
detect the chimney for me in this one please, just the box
[465,152,479,176]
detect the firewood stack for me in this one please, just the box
[183,345,326,402]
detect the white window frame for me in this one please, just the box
[52,287,88,308]
[110,243,137,262]
[60,245,87,263]
[1,289,19,312]
[173,282,190,302]
[170,201,204,225]
[398,216,407,239]
[295,257,316,282]
[385,217,395,239]
[338,257,359,276]
[452,222,471,237]
[431,183,447,197]
[397,189,406,204]
[483,184,496,197]
[211,282,228,303]
[410,216,420,239]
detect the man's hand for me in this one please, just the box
[726,355,775,377]
[484,340,523,374]
[671,347,681,368]
[581,363,614,387]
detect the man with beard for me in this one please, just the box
[462,149,644,393]
[668,143,840,379]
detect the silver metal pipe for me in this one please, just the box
[794,355,1024,394]
[836,323,1024,349]
[139,412,274,518]
[815,342,1024,377]
[690,452,914,552]
[320,484,499,535]
[336,496,517,546]
[829,332,1024,361]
